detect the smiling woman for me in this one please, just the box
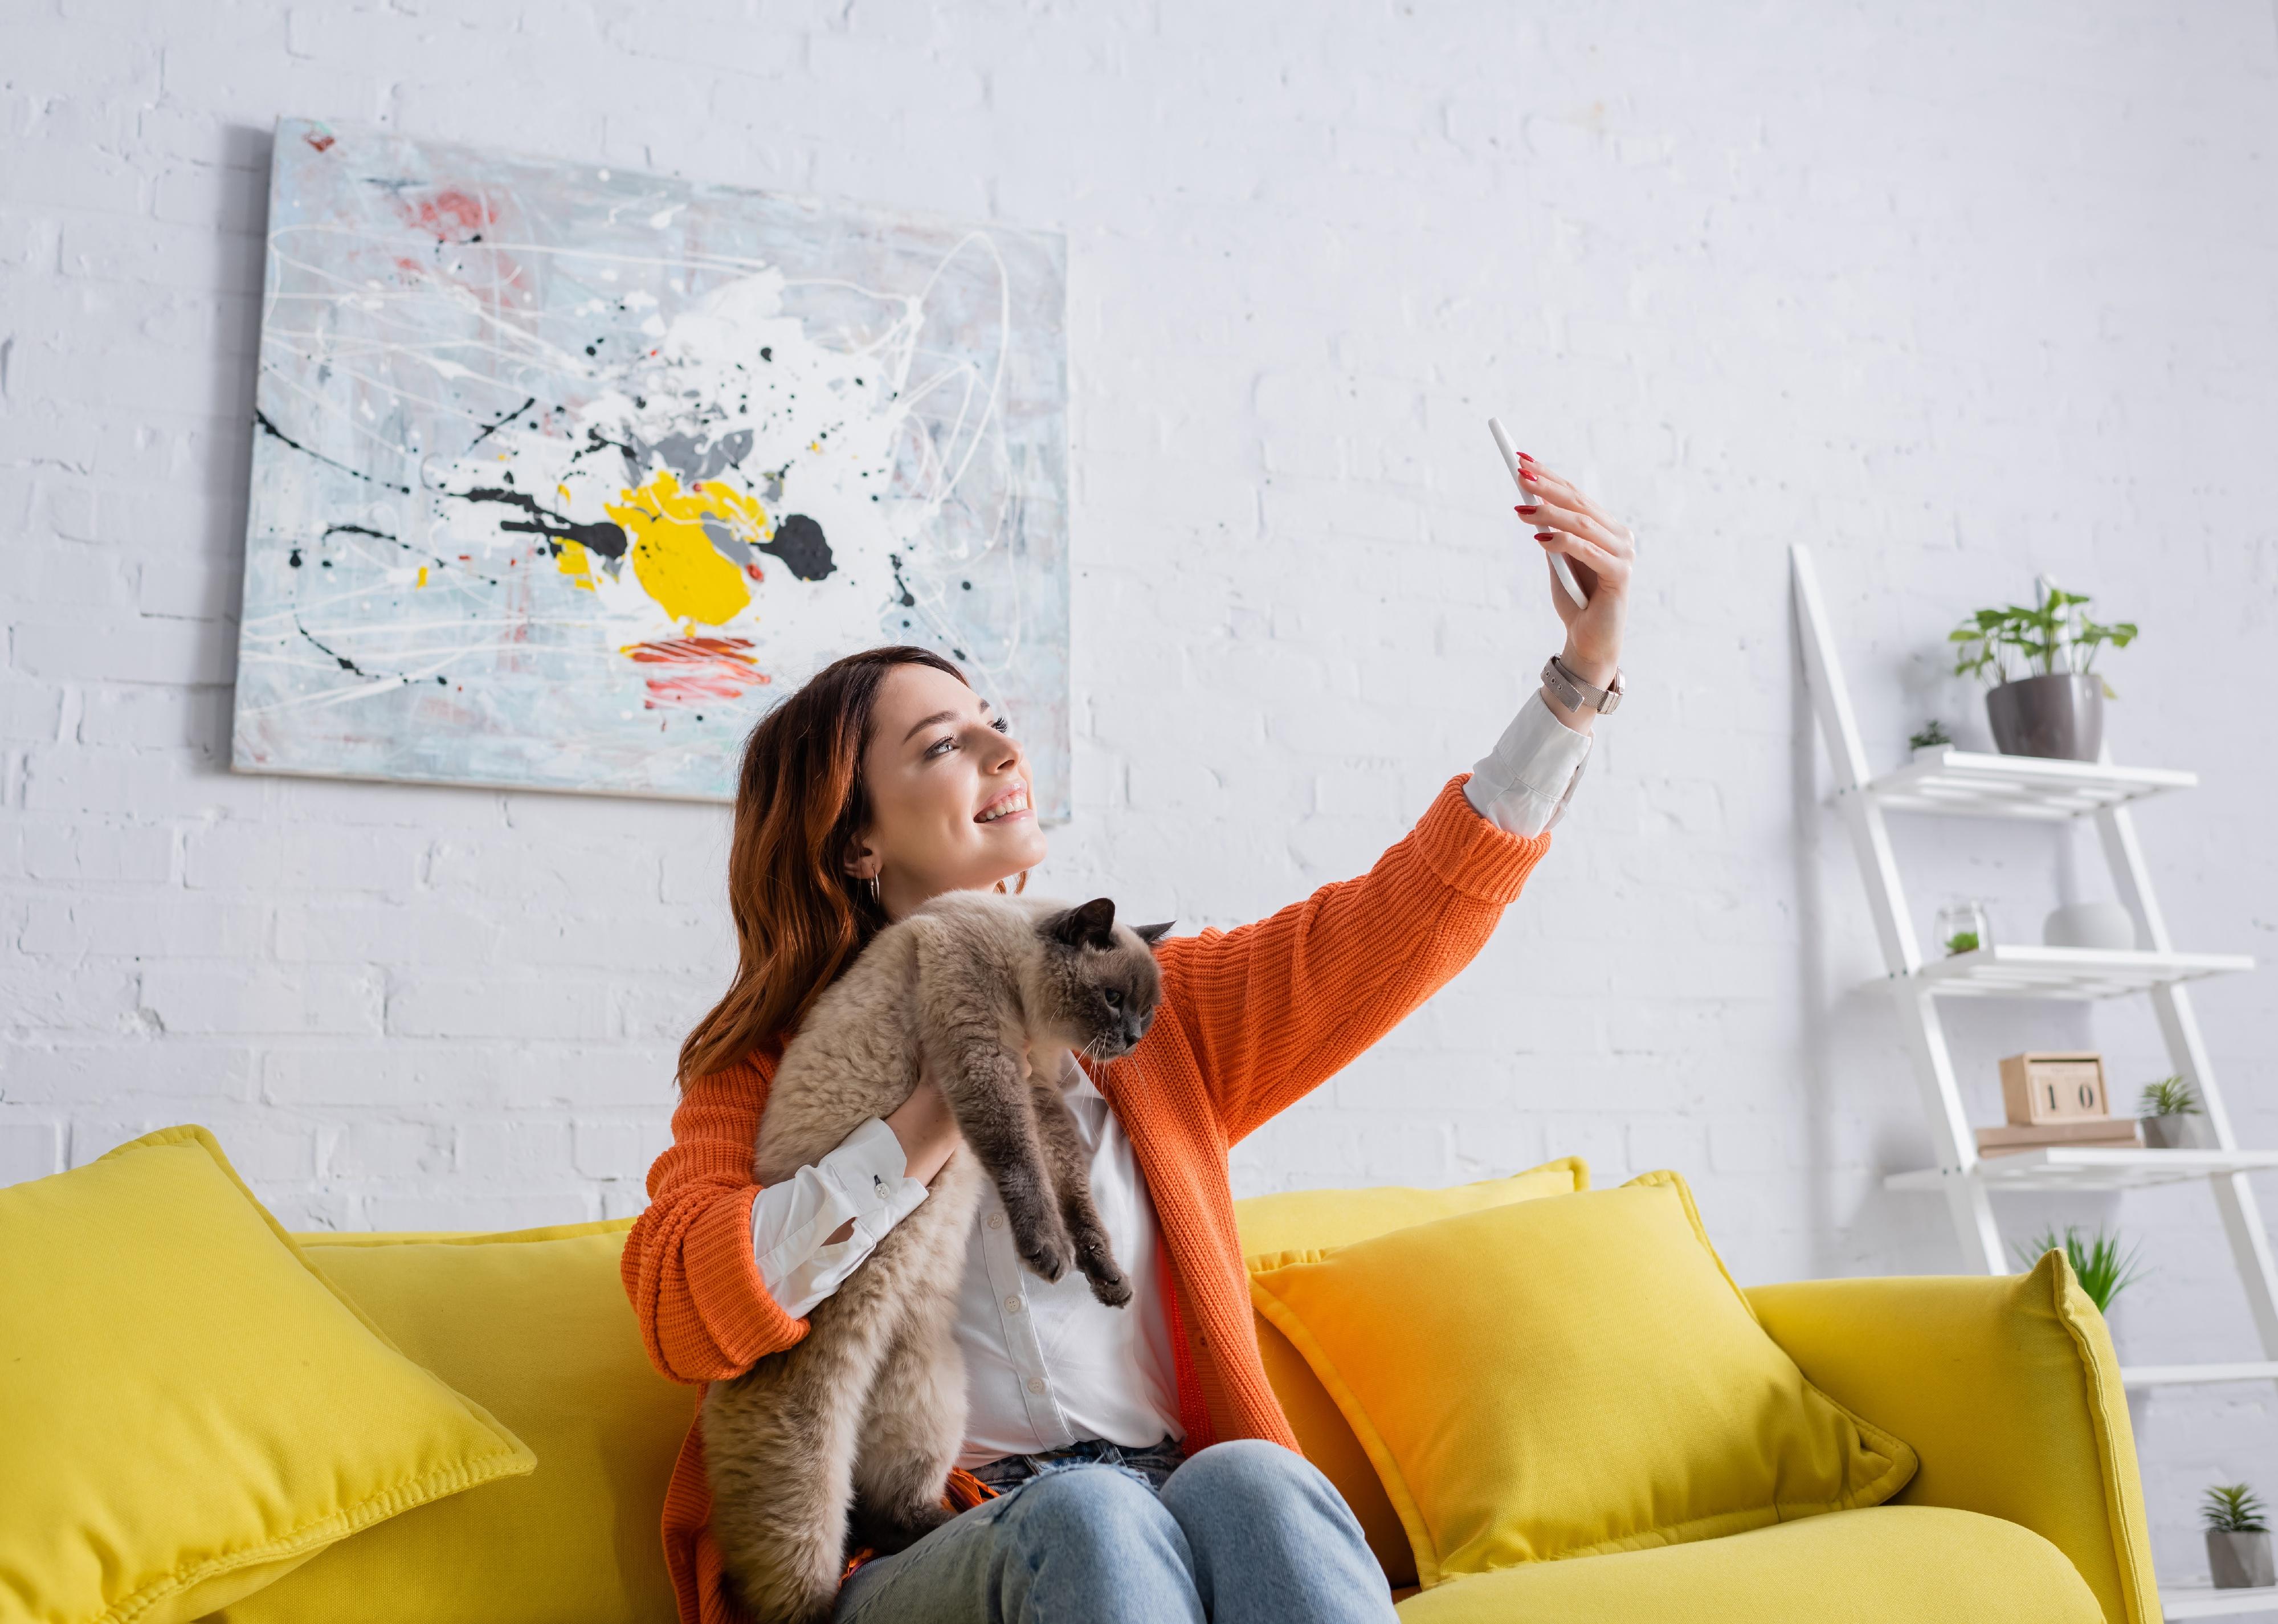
[670,647,1022,1088]
[839,663,1048,924]
[627,452,1635,1624]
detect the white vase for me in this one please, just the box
[2043,902,2138,952]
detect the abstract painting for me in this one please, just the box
[231,117,1069,813]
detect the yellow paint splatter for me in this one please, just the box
[555,540,595,591]
[415,565,428,588]
[604,469,770,628]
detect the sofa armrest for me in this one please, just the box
[1746,1254,2157,1624]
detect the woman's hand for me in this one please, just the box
[1515,455,1635,708]
[884,1060,963,1186]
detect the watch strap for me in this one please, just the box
[1541,652,1623,715]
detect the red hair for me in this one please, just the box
[677,646,1002,1085]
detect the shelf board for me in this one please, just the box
[1860,746,2196,821]
[2124,1362,2278,1389]
[1895,944,2254,1001]
[1886,1148,2278,1193]
[2159,1585,2278,1619]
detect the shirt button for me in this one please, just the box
[1027,1376,1048,1395]
[987,1212,1005,1230]
[1004,1295,1024,1314]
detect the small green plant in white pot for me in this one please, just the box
[1949,581,2136,761]
[2203,1483,2274,1589]
[2139,1076,2202,1150]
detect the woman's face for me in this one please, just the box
[850,663,1048,918]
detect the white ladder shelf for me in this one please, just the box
[1791,545,2273,1402]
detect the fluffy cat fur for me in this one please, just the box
[702,892,1170,1624]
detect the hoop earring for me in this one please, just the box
[867,875,881,906]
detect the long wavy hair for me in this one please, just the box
[677,646,1020,1086]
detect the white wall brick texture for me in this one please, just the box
[4,0,2276,1580]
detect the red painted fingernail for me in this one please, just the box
[1516,505,1541,515]
[1534,531,1556,542]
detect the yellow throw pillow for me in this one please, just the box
[0,1127,534,1624]
[209,1220,694,1624]
[1234,1157,1588,1259]
[1232,1160,1589,1587]
[1248,1171,1916,1589]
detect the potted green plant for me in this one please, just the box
[1909,719,1953,753]
[2013,1225,2146,1313]
[2139,1076,2202,1150]
[2203,1483,2274,1589]
[1949,580,2137,761]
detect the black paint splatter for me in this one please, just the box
[254,408,411,493]
[293,615,369,675]
[757,515,834,581]
[468,395,536,448]
[458,487,627,560]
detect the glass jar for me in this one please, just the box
[1934,899,1991,957]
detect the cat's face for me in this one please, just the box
[1035,898,1171,1059]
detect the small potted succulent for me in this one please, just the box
[1909,719,1953,753]
[2204,1483,2274,1589]
[1949,580,2137,761]
[2139,1076,2202,1149]
[2013,1225,2146,1313]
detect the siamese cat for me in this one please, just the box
[702,892,1170,1624]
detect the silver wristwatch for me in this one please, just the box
[1541,652,1623,715]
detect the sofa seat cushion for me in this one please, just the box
[1393,1505,2105,1623]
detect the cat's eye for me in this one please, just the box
[1103,988,1124,1009]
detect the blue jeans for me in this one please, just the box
[832,1438,1400,1623]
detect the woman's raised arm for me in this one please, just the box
[1149,774,1552,1146]
[1147,448,1636,1145]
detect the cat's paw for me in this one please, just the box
[1083,1264,1133,1308]
[1013,1223,1071,1283]
[1075,1237,1133,1307]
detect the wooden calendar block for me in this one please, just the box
[2000,1052,2109,1126]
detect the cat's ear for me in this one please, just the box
[1132,920,1175,949]
[1047,897,1118,948]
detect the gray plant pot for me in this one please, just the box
[2208,1528,2275,1589]
[1985,673,2104,761]
[2142,1114,2197,1150]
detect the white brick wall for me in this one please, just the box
[5,0,2276,1584]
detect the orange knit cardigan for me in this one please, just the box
[622,773,1551,1624]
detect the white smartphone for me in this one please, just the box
[1488,417,1587,610]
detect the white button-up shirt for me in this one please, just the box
[746,688,1593,1463]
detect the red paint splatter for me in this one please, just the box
[626,636,771,708]
[416,187,493,239]
[744,562,765,582]
[305,129,336,153]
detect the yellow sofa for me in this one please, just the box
[211,1184,2158,1624]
